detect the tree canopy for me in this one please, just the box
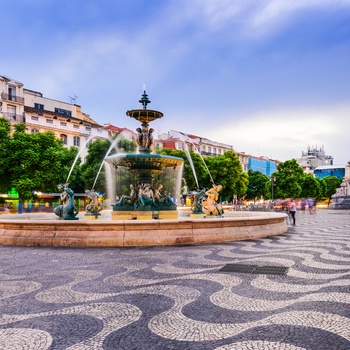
[0,119,79,201]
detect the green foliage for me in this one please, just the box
[13,122,27,133]
[0,118,11,193]
[245,170,269,202]
[158,149,247,200]
[118,138,137,153]
[323,176,342,206]
[273,159,304,199]
[158,148,207,191]
[205,151,248,200]
[80,138,111,192]
[299,173,322,199]
[2,127,79,201]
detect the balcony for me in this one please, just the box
[0,112,25,123]
[1,92,24,104]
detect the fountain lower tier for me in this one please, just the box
[105,153,184,219]
[0,212,288,247]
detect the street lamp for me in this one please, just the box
[270,176,276,202]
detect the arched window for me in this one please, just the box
[60,134,68,145]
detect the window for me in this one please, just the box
[218,149,222,155]
[8,86,16,101]
[34,103,44,110]
[46,118,53,124]
[60,121,67,126]
[73,124,79,129]
[208,147,212,153]
[31,116,39,121]
[85,126,91,131]
[213,147,217,154]
[60,134,68,145]
[55,108,72,117]
[73,136,80,147]
[31,129,39,133]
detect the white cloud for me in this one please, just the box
[209,103,350,163]
[179,0,350,37]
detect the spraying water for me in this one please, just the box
[91,134,124,190]
[66,134,95,184]
[180,132,215,186]
[183,148,199,189]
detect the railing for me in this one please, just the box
[0,112,25,123]
[0,92,24,104]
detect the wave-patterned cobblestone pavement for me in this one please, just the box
[0,209,349,349]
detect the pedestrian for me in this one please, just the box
[290,199,297,225]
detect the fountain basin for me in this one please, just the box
[0,211,287,247]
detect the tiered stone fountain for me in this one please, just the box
[105,90,183,220]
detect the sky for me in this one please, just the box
[2,0,350,164]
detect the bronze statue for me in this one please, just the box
[85,190,103,214]
[115,184,137,207]
[54,183,79,220]
[191,188,206,214]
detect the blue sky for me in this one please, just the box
[2,0,350,164]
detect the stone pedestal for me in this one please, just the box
[330,196,350,209]
[190,213,206,219]
[136,211,153,220]
[158,210,178,220]
[111,211,136,220]
[84,213,102,220]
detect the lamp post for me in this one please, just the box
[270,176,276,202]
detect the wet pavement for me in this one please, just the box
[0,209,349,349]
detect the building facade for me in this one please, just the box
[296,146,333,174]
[0,75,25,125]
[156,130,233,156]
[1,75,108,161]
[314,165,346,179]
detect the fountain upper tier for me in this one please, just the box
[126,90,163,124]
[126,109,163,124]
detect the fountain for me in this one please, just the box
[0,90,288,247]
[105,90,184,220]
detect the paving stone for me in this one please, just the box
[0,209,349,349]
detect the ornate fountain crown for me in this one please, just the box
[126,90,163,124]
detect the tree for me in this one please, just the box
[205,151,248,200]
[0,118,12,194]
[323,176,342,206]
[80,138,111,193]
[299,173,322,199]
[158,148,207,192]
[273,159,304,199]
[6,126,79,202]
[245,170,269,202]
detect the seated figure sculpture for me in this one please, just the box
[203,184,224,217]
[153,184,174,207]
[138,183,154,207]
[115,184,137,207]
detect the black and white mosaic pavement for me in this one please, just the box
[0,209,349,349]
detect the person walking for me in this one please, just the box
[290,199,297,225]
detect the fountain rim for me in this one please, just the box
[105,153,184,162]
[0,211,288,247]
